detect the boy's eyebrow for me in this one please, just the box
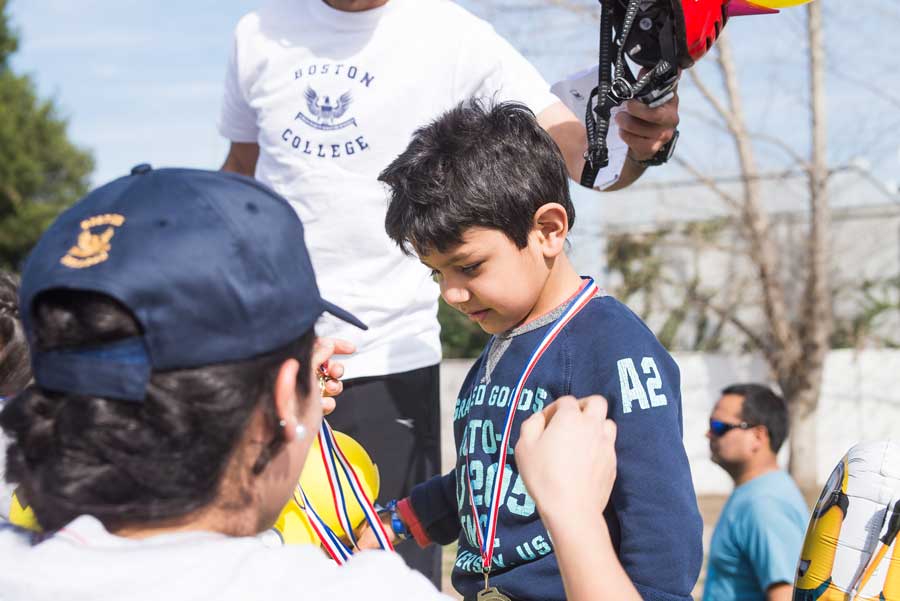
[447,250,476,263]
[418,249,476,269]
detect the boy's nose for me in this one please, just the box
[441,283,470,306]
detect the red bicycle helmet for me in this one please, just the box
[612,0,778,70]
[685,0,780,63]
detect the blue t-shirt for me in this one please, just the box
[703,470,809,601]
[409,293,703,601]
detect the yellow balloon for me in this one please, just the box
[274,430,380,543]
[8,490,41,532]
[793,441,900,601]
[272,497,317,545]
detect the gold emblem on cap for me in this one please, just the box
[60,214,126,269]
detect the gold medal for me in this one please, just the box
[477,571,512,601]
[476,587,512,601]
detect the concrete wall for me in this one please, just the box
[440,350,900,495]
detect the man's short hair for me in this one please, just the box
[381,98,575,256]
[722,383,788,453]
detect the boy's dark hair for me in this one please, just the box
[381,99,575,255]
[0,289,315,532]
[722,383,788,453]
[0,270,31,396]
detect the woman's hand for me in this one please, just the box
[516,396,639,601]
[310,337,356,415]
[515,395,618,520]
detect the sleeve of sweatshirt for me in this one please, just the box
[406,469,461,547]
[569,302,703,601]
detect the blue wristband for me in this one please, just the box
[382,499,410,541]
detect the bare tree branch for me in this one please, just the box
[748,132,810,170]
[715,33,800,377]
[793,1,832,418]
[671,156,741,210]
[686,68,734,131]
[682,285,772,357]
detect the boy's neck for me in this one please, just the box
[522,254,585,326]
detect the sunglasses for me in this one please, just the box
[708,419,757,437]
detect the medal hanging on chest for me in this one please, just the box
[477,587,513,601]
[466,278,598,597]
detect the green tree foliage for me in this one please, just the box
[438,298,490,359]
[0,0,93,271]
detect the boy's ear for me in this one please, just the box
[533,203,570,258]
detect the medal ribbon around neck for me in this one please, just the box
[294,420,394,564]
[466,278,598,573]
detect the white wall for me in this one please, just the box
[440,350,900,495]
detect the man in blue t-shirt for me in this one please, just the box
[704,383,810,601]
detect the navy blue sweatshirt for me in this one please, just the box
[408,293,703,601]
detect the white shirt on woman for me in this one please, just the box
[0,515,451,601]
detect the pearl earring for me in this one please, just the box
[295,424,306,439]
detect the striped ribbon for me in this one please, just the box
[295,485,352,563]
[467,278,599,572]
[294,419,394,565]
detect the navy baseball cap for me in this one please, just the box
[19,165,365,401]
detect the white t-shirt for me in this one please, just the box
[0,516,451,601]
[218,0,560,379]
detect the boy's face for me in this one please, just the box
[419,227,551,334]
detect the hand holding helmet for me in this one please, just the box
[577,0,819,188]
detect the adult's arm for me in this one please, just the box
[742,496,806,598]
[516,396,641,601]
[218,17,262,176]
[767,583,794,601]
[221,142,259,177]
[538,94,679,190]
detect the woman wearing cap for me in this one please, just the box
[0,167,639,601]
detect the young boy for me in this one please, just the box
[372,101,703,601]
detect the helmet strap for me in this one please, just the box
[580,0,680,187]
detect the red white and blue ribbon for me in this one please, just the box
[295,485,352,564]
[467,278,598,572]
[293,419,394,565]
[319,420,394,551]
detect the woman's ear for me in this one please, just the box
[532,203,570,258]
[273,358,302,442]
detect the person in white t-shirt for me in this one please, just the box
[218,0,680,584]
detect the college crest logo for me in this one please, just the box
[60,213,125,269]
[283,62,374,158]
[297,86,357,131]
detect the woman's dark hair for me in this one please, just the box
[381,98,575,256]
[0,289,315,532]
[0,270,32,396]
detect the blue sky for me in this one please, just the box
[7,1,899,208]
[9,0,899,184]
